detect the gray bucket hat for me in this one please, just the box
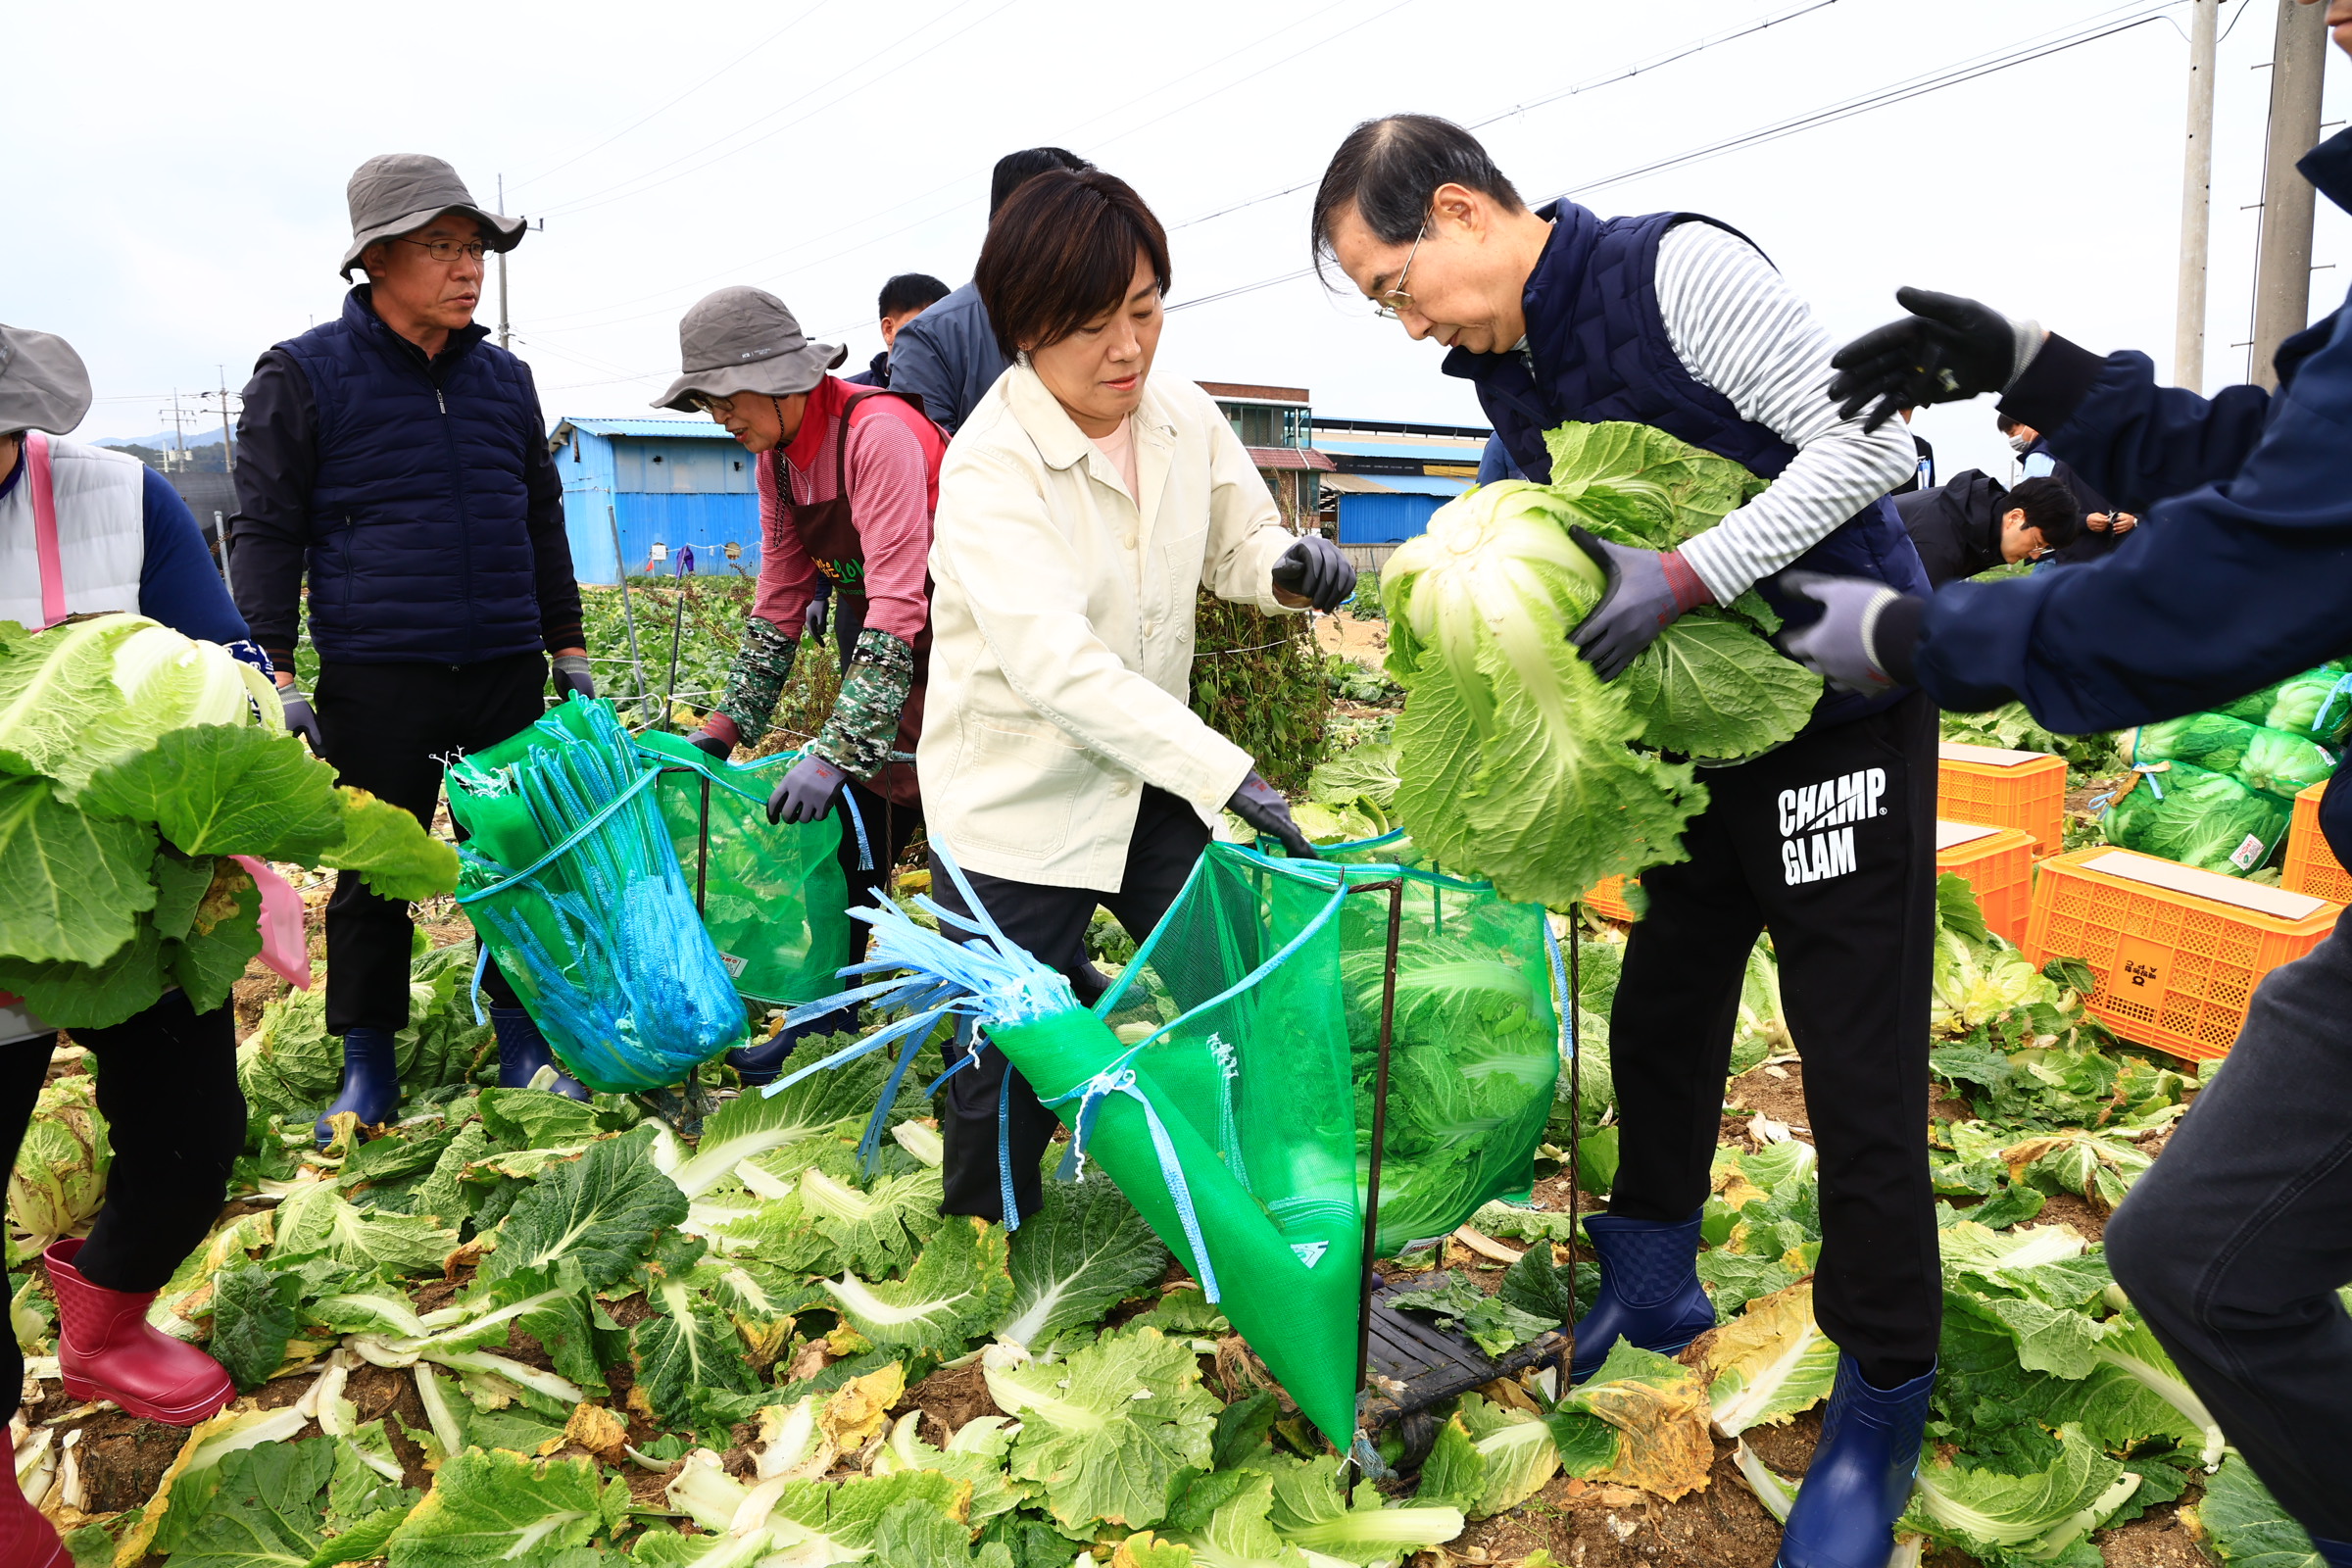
[0,323,93,435]
[654,287,847,411]
[340,154,525,279]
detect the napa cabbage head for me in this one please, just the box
[0,614,282,790]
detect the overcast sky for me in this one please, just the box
[9,0,2343,481]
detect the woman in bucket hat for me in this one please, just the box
[664,287,949,1083]
[0,324,258,1568]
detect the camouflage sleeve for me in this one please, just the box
[714,615,800,746]
[808,627,913,780]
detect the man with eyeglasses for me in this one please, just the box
[228,153,594,1143]
[1313,115,1932,1568]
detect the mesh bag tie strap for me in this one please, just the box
[1046,1062,1221,1302]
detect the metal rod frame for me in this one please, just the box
[1352,876,1406,1413]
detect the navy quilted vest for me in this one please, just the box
[278,288,546,663]
[1445,203,1928,729]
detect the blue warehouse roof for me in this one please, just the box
[551,416,738,441]
[1314,435,1487,462]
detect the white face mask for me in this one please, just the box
[2007,432,2034,455]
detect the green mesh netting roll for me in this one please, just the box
[446,699,747,1092]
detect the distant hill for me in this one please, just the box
[96,426,229,452]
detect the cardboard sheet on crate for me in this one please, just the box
[1935,820,2004,851]
[1939,742,2051,768]
[2077,849,2330,922]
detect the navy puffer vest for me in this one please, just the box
[277,288,546,663]
[1445,203,1928,730]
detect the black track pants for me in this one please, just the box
[315,654,549,1036]
[1608,691,1941,1378]
[2106,911,2352,1538]
[0,990,244,1422]
[932,786,1209,1224]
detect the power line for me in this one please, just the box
[504,1,827,197]
[534,0,1021,220]
[1169,0,1842,232]
[1168,0,2182,314]
[514,0,1394,336]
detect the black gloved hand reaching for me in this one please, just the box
[551,653,597,702]
[1227,770,1319,859]
[767,753,849,825]
[1271,535,1357,612]
[275,683,324,754]
[1827,287,2042,433]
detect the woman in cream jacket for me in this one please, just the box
[920,169,1356,1223]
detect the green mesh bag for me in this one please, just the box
[446,699,748,1092]
[2104,760,2292,877]
[632,731,856,1007]
[760,833,1563,1448]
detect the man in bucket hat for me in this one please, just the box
[227,154,594,1142]
[664,287,946,1083]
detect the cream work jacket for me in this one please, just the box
[920,364,1297,891]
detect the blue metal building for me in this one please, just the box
[549,417,760,583]
[1310,417,1490,545]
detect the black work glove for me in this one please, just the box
[767,754,849,826]
[1827,287,2039,432]
[276,684,324,754]
[1270,535,1357,612]
[1565,526,1712,682]
[804,596,829,641]
[687,728,734,760]
[551,653,596,701]
[1227,771,1319,859]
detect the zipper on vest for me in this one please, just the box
[436,388,446,414]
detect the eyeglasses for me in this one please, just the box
[687,393,737,416]
[398,237,489,263]
[1369,221,1428,319]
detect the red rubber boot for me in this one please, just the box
[45,1239,232,1426]
[0,1453,68,1568]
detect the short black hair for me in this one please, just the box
[990,147,1092,218]
[2005,476,2082,550]
[1310,115,1525,281]
[877,272,951,319]
[976,170,1168,361]
[1995,414,2022,434]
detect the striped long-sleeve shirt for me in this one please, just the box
[1651,221,1918,605]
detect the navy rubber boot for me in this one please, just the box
[2314,1543,2352,1568]
[727,1008,850,1088]
[1776,1355,1936,1568]
[491,1007,590,1101]
[1569,1210,1718,1382]
[316,1027,401,1146]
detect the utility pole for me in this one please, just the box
[493,176,544,353]
[498,174,512,350]
[2175,0,2219,391]
[212,367,236,472]
[160,391,189,470]
[2249,0,2331,388]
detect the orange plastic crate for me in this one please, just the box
[1936,821,2035,945]
[2022,846,2342,1061]
[1938,743,2069,855]
[2281,781,2352,903]
[1583,875,1640,922]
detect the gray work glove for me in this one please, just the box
[1566,526,1713,682]
[767,754,849,826]
[1777,571,1909,694]
[551,653,596,702]
[1827,287,2042,432]
[1228,771,1319,860]
[804,595,829,641]
[276,683,324,753]
[1270,535,1356,611]
[688,728,734,760]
